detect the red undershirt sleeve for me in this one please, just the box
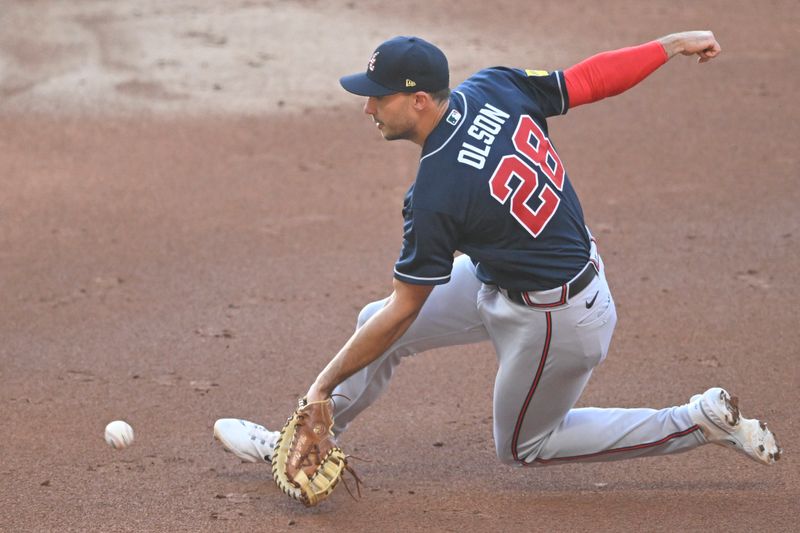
[564,40,668,108]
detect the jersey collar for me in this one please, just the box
[420,91,468,163]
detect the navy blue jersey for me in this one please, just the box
[394,67,591,291]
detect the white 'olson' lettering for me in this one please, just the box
[457,103,510,169]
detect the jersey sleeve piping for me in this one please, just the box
[556,70,567,114]
[420,91,468,163]
[393,268,452,284]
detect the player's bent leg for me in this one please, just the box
[480,273,642,465]
[331,255,489,435]
[476,277,605,465]
[484,273,717,467]
[526,382,783,466]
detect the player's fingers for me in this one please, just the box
[705,41,722,56]
[697,44,720,63]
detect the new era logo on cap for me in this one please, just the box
[340,36,449,97]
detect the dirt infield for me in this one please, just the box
[1,1,797,531]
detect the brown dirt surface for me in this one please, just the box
[1,1,798,531]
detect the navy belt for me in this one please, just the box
[505,261,599,308]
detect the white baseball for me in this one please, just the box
[104,420,134,449]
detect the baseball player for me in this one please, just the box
[215,31,781,476]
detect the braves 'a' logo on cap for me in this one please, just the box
[368,51,379,71]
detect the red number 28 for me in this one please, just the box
[489,115,565,238]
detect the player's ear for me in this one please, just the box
[411,91,432,111]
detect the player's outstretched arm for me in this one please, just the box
[658,30,721,63]
[564,30,722,108]
[306,279,433,402]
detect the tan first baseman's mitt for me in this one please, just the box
[271,397,351,506]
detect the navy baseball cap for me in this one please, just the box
[340,36,449,96]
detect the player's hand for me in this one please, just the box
[660,30,721,63]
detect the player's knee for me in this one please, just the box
[495,449,519,466]
[494,437,545,466]
[494,442,522,466]
[356,299,388,329]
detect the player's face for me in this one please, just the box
[363,93,418,141]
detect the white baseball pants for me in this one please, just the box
[332,249,706,465]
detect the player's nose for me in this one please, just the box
[363,97,376,116]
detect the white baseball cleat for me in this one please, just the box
[688,387,782,465]
[213,418,279,463]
